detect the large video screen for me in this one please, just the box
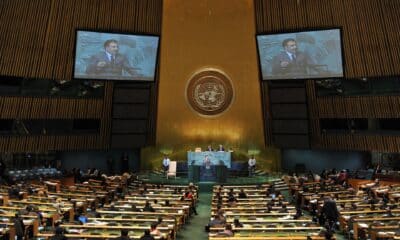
[257,28,344,80]
[73,30,159,81]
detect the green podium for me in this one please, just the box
[188,165,200,182]
[215,165,227,183]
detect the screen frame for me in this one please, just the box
[72,29,160,82]
[256,27,345,81]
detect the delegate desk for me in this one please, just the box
[187,151,230,182]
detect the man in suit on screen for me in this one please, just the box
[271,38,312,77]
[86,39,138,77]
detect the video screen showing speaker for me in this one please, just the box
[257,28,344,80]
[73,30,160,81]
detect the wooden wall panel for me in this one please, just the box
[255,0,400,78]
[0,0,162,77]
[0,0,162,152]
[306,79,400,152]
[0,97,103,119]
[315,96,400,119]
[256,0,400,152]
[317,135,400,153]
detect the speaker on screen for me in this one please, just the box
[73,30,159,81]
[256,28,344,80]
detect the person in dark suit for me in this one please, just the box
[114,229,131,240]
[271,38,312,76]
[86,39,138,77]
[238,189,247,198]
[50,227,67,240]
[13,214,25,240]
[120,153,129,173]
[139,230,154,240]
[143,201,155,212]
[106,156,114,175]
[320,197,339,225]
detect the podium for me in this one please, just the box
[188,165,200,182]
[187,151,231,168]
[187,151,231,182]
[215,165,227,183]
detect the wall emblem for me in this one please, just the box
[186,69,234,116]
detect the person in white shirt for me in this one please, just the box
[248,155,256,177]
[162,155,170,173]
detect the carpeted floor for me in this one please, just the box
[176,191,212,240]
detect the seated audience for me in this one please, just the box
[238,189,247,198]
[233,218,243,228]
[208,214,226,228]
[143,201,155,212]
[115,229,130,240]
[219,224,234,237]
[150,222,162,237]
[50,227,67,240]
[139,230,154,240]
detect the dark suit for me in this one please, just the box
[114,236,131,240]
[271,51,310,76]
[139,235,154,240]
[321,199,339,222]
[13,217,24,240]
[50,234,68,240]
[86,52,137,77]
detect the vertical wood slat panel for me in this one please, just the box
[0,97,103,115]
[383,1,400,74]
[317,134,400,153]
[0,0,162,152]
[305,80,320,146]
[316,95,400,119]
[255,0,400,152]
[255,0,400,78]
[1,0,162,78]
[101,82,114,148]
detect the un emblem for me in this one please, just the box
[186,69,234,116]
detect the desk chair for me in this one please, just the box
[167,161,177,179]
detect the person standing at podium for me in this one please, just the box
[162,155,170,173]
[203,155,211,169]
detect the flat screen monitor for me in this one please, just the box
[73,30,160,81]
[256,28,344,80]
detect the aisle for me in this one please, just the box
[176,192,212,240]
